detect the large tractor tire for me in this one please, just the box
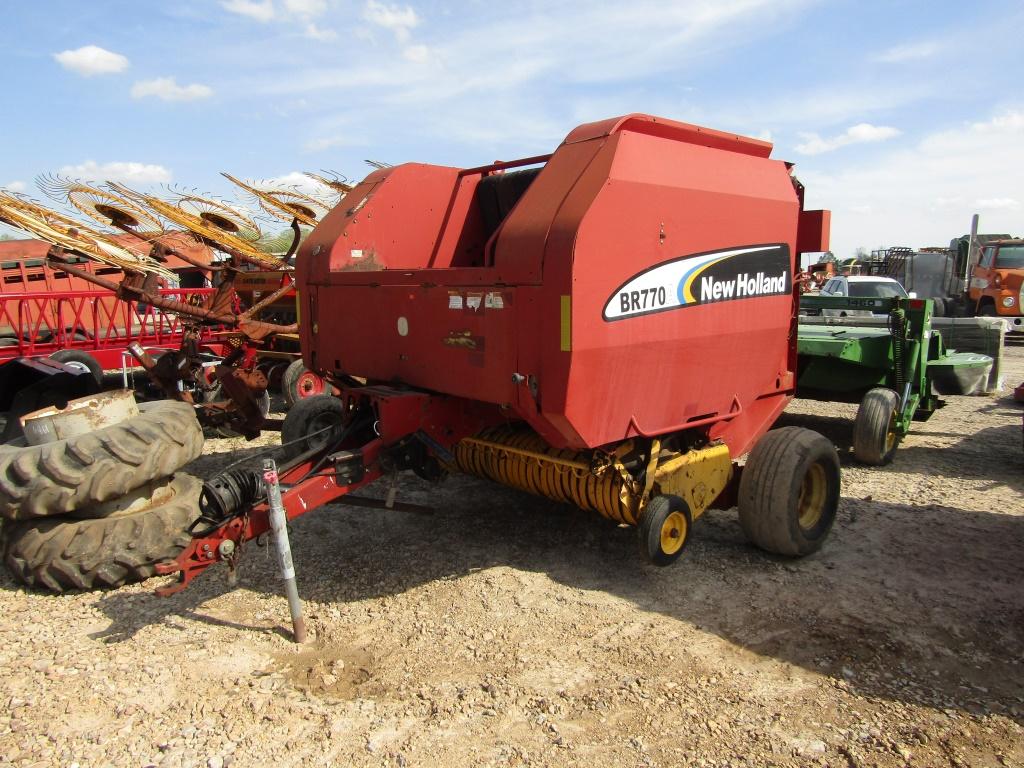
[3,473,201,593]
[852,387,901,465]
[0,400,203,520]
[738,427,840,557]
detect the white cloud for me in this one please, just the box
[5,181,27,193]
[53,45,129,77]
[255,171,332,197]
[305,23,337,41]
[975,198,1020,211]
[363,0,419,42]
[223,0,334,38]
[221,0,275,22]
[800,109,1024,257]
[402,44,432,63]
[57,161,172,185]
[795,123,901,155]
[871,41,939,63]
[131,77,214,102]
[284,0,327,16]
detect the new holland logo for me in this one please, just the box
[602,244,791,321]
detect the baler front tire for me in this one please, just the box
[0,400,203,520]
[853,387,901,465]
[2,473,201,593]
[281,395,346,460]
[738,427,839,557]
[638,494,691,566]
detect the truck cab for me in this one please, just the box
[970,239,1024,330]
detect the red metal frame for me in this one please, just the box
[0,288,229,368]
[157,387,498,593]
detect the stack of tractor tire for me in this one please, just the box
[0,400,203,593]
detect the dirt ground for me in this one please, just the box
[0,345,1021,768]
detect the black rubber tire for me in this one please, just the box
[853,388,901,465]
[931,297,945,318]
[0,400,203,520]
[2,473,201,593]
[738,427,840,557]
[282,358,308,408]
[978,303,997,317]
[281,394,346,460]
[49,349,103,386]
[638,494,692,566]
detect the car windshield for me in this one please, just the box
[995,246,1024,269]
[848,281,908,298]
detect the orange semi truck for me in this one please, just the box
[967,238,1023,331]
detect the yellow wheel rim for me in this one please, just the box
[797,462,828,530]
[660,510,688,555]
[884,409,898,453]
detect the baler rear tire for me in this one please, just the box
[853,388,901,465]
[738,427,839,557]
[49,349,103,386]
[2,473,201,593]
[638,494,691,566]
[280,395,346,460]
[0,400,203,520]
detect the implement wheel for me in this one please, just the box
[49,350,103,386]
[281,395,346,460]
[853,387,900,465]
[738,427,839,557]
[282,359,326,408]
[638,495,692,566]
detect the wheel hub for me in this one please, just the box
[797,462,827,530]
[660,510,688,555]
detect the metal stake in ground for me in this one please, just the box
[263,458,307,643]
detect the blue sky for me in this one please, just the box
[1,0,1021,256]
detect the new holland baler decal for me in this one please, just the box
[602,244,791,321]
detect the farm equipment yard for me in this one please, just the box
[0,344,1019,767]
[0,37,1022,768]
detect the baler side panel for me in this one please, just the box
[550,131,800,451]
[309,284,520,406]
[304,164,468,276]
[491,140,607,285]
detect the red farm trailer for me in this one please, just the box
[160,114,839,593]
[0,237,226,379]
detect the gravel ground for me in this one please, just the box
[0,345,1021,768]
